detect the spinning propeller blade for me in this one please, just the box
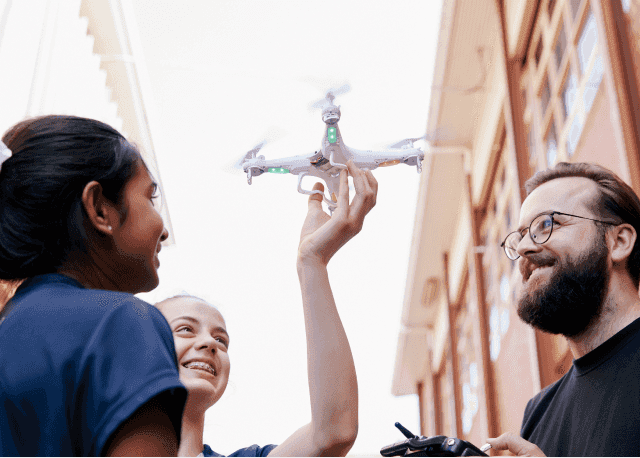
[388,135,427,149]
[222,127,286,174]
[310,83,351,109]
[222,141,267,175]
[387,127,455,149]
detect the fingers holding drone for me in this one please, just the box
[336,168,349,211]
[346,160,377,223]
[308,181,324,209]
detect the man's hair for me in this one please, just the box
[525,162,640,286]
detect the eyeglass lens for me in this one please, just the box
[503,214,554,260]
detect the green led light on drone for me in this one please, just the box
[268,167,290,174]
[327,127,337,144]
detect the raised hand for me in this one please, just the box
[298,160,377,266]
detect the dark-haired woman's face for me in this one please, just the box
[112,163,168,292]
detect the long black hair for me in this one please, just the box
[0,115,143,280]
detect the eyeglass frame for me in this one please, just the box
[500,211,619,260]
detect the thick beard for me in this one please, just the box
[516,236,609,338]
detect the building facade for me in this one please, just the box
[392,0,640,446]
[0,0,173,306]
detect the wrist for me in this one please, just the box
[296,254,328,273]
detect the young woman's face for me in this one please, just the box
[111,163,168,293]
[158,297,231,409]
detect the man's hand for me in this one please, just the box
[298,160,377,266]
[486,433,545,456]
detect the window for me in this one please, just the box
[481,144,518,364]
[535,38,544,67]
[584,54,603,111]
[546,120,558,166]
[521,0,605,168]
[456,285,480,435]
[541,77,552,114]
[566,113,583,156]
[562,69,577,117]
[577,9,598,75]
[570,0,582,20]
[555,22,567,70]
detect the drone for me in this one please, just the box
[237,85,427,211]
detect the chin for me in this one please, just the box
[136,268,160,293]
[183,378,221,407]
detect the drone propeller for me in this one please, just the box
[222,140,267,175]
[243,141,265,162]
[388,134,428,149]
[222,126,287,175]
[310,83,351,109]
[388,126,455,149]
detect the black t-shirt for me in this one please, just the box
[521,317,640,456]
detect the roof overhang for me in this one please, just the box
[402,150,467,327]
[391,149,466,396]
[391,0,499,396]
[79,0,175,245]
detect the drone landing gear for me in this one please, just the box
[297,172,338,214]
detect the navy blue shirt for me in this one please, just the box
[203,443,277,456]
[0,274,187,456]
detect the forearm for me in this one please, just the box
[297,258,359,449]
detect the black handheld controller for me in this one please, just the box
[380,422,488,457]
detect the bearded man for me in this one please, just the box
[486,162,640,457]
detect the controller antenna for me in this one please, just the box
[394,422,416,439]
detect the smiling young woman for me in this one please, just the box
[155,160,378,457]
[0,115,186,456]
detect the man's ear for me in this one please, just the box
[609,223,637,264]
[81,181,119,235]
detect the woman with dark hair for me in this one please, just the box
[0,114,378,457]
[0,115,188,456]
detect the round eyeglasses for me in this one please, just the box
[501,211,618,260]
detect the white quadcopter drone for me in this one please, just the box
[237,85,426,211]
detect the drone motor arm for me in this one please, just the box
[347,146,424,173]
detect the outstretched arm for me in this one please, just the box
[268,161,377,457]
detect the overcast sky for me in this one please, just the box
[132,1,444,455]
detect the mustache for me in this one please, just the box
[519,254,556,280]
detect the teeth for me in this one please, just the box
[184,361,216,376]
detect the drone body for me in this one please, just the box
[240,88,425,210]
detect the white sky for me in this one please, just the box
[132,1,444,455]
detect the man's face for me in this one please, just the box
[514,177,611,337]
